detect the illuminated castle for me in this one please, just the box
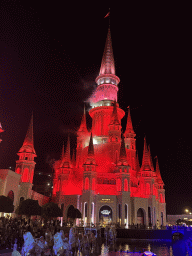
[52,28,166,227]
[0,116,49,217]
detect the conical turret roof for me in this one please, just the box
[60,135,71,168]
[99,28,115,76]
[84,133,96,165]
[155,156,164,185]
[124,107,135,137]
[19,114,36,155]
[117,134,128,166]
[141,137,152,171]
[109,101,120,125]
[78,105,88,133]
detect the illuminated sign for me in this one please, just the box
[101,210,111,215]
[100,199,113,203]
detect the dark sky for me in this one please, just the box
[0,1,191,214]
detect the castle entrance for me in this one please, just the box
[99,205,112,226]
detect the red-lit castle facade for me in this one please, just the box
[52,28,166,227]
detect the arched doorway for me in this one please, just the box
[99,205,112,226]
[137,208,145,225]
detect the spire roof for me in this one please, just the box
[60,135,71,168]
[87,132,94,156]
[155,156,164,184]
[109,101,120,125]
[124,107,135,136]
[119,134,127,159]
[141,137,153,171]
[19,114,36,155]
[118,134,128,166]
[99,28,115,76]
[78,105,88,133]
[84,133,96,165]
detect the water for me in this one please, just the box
[98,239,187,256]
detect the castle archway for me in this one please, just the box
[99,205,112,226]
[137,208,145,225]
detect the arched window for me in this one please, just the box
[85,177,89,190]
[22,168,29,182]
[146,183,150,195]
[124,179,128,192]
[16,168,21,175]
[92,178,96,191]
[103,178,108,184]
[7,190,14,202]
[117,178,121,192]
[110,179,116,185]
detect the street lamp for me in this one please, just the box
[185,209,189,213]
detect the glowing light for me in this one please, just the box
[93,138,98,145]
[101,210,111,215]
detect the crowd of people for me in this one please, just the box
[0,217,117,255]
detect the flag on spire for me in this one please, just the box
[104,11,110,18]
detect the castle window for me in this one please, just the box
[124,179,128,192]
[103,178,108,184]
[146,183,150,195]
[110,179,116,185]
[22,168,29,183]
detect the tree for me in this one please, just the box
[18,199,41,217]
[42,202,62,219]
[67,205,82,220]
[0,195,14,213]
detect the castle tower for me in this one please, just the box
[124,107,136,175]
[82,133,97,225]
[15,115,36,201]
[89,28,124,142]
[15,115,36,183]
[76,106,90,167]
[58,136,72,202]
[155,156,166,226]
[116,135,131,227]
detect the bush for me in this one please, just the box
[0,195,14,213]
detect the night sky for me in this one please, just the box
[0,2,191,215]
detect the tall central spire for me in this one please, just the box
[95,27,120,87]
[99,28,116,76]
[90,27,120,105]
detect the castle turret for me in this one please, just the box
[15,115,36,203]
[124,107,136,173]
[15,114,36,183]
[76,107,90,167]
[82,133,97,225]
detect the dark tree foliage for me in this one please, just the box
[42,202,62,219]
[0,195,14,213]
[67,205,81,219]
[18,199,41,217]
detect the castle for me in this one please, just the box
[0,117,49,217]
[52,28,166,227]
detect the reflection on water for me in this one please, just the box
[98,239,188,256]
